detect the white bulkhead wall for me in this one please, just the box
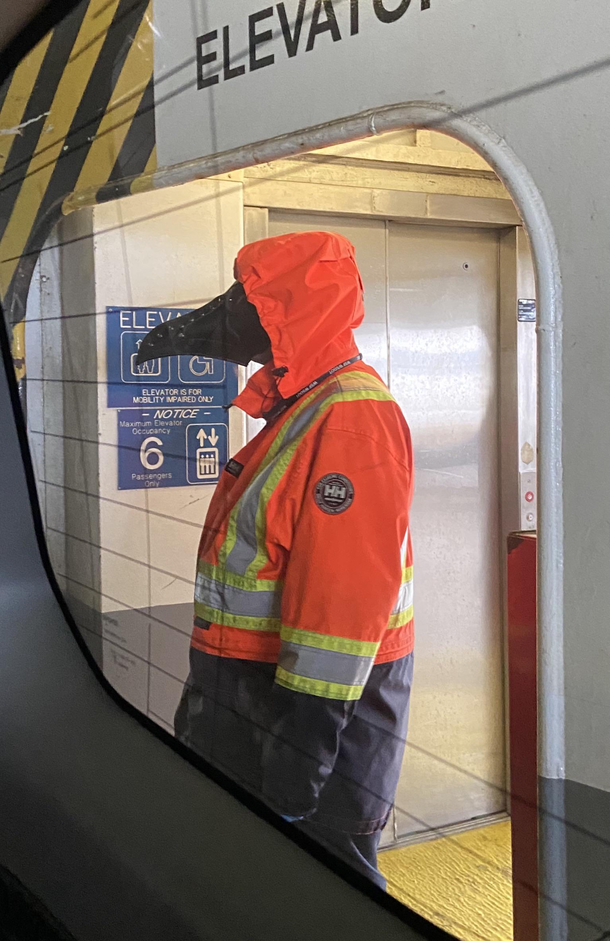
[152,0,610,795]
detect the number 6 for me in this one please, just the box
[140,436,164,470]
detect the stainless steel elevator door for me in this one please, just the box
[268,212,506,841]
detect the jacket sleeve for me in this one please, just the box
[259,419,411,818]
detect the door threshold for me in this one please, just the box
[381,811,510,852]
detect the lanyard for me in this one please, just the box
[262,354,363,423]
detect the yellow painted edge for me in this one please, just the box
[0,32,53,177]
[0,0,121,297]
[11,320,25,382]
[71,4,153,197]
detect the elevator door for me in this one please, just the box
[268,212,506,842]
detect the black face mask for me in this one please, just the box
[134,282,272,369]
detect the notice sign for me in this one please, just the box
[106,306,238,408]
[117,407,229,490]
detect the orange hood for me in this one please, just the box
[232,231,364,418]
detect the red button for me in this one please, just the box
[525,491,535,503]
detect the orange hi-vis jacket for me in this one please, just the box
[191,231,413,702]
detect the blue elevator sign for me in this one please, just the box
[117,407,229,491]
[106,306,237,408]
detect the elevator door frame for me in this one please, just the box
[244,198,531,848]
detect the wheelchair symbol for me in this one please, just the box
[189,357,214,377]
[178,355,224,384]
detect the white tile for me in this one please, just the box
[149,570,195,609]
[64,577,100,611]
[45,433,66,487]
[65,590,101,639]
[63,436,99,493]
[99,499,148,567]
[42,381,65,436]
[101,550,150,611]
[148,514,201,582]
[92,179,243,308]
[102,607,150,661]
[148,666,183,727]
[41,316,64,381]
[149,602,193,637]
[26,383,44,440]
[63,490,99,545]
[28,432,46,497]
[43,380,65,437]
[65,533,99,594]
[62,323,98,385]
[63,381,96,442]
[45,482,65,534]
[98,547,149,611]
[24,318,43,380]
[150,620,190,683]
[46,529,66,578]
[103,640,148,714]
[145,485,212,526]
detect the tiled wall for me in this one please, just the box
[27,178,245,731]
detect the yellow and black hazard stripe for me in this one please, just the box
[0,0,156,358]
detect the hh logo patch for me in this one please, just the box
[225,458,244,478]
[314,474,354,515]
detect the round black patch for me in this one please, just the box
[314,474,354,515]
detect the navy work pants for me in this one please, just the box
[175,649,414,889]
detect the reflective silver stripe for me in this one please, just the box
[401,526,409,557]
[195,570,282,619]
[391,578,414,615]
[278,640,375,688]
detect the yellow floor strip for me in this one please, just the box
[0,0,120,297]
[0,32,52,177]
[379,821,513,941]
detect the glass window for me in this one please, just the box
[20,130,533,938]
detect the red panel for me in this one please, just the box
[507,532,539,941]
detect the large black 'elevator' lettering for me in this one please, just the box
[306,0,342,51]
[196,30,219,89]
[373,0,412,23]
[250,7,275,70]
[196,0,433,91]
[223,25,245,80]
[277,0,306,57]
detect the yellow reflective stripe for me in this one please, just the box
[197,558,280,592]
[246,387,394,578]
[280,624,379,658]
[402,566,413,584]
[218,371,391,569]
[387,605,414,629]
[194,601,280,632]
[275,666,364,701]
[217,377,329,567]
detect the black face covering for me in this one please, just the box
[135,282,272,369]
